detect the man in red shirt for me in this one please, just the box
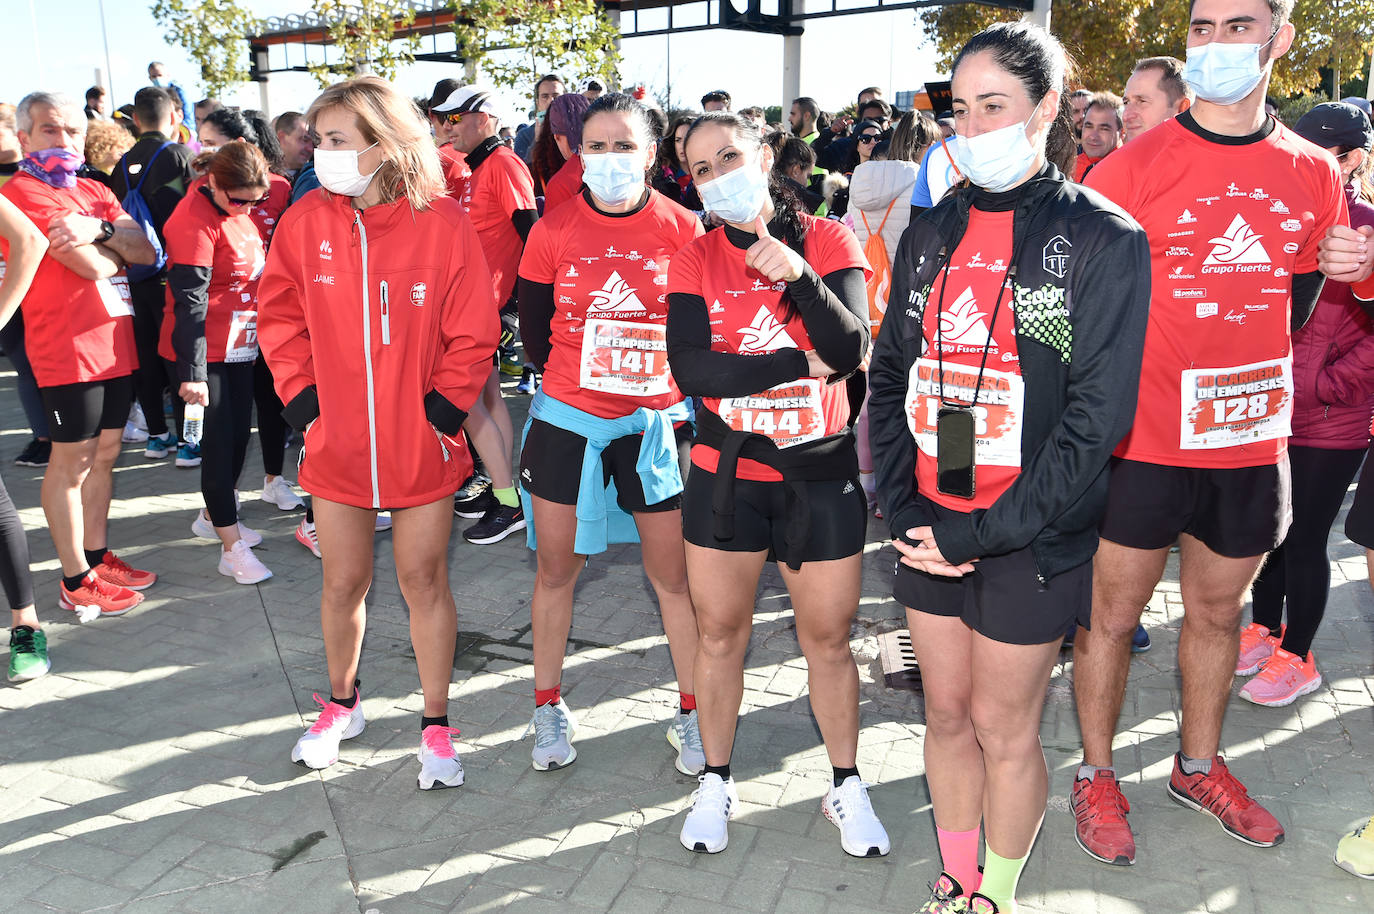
[1074,92,1123,182]
[1071,0,1350,867]
[1,92,158,616]
[434,85,539,545]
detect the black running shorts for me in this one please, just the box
[520,417,689,514]
[1098,457,1291,558]
[40,375,135,444]
[680,466,866,565]
[893,496,1091,645]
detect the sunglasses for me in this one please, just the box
[858,134,881,144]
[443,111,468,125]
[226,192,269,207]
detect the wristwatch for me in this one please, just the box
[96,220,115,243]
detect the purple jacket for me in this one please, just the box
[1291,185,1374,449]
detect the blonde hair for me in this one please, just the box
[306,76,444,211]
[84,119,135,174]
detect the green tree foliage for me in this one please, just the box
[306,0,423,87]
[453,0,621,99]
[917,0,1374,99]
[149,0,262,96]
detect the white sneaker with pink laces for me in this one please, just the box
[291,691,365,768]
[417,725,465,789]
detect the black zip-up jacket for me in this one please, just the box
[869,162,1151,582]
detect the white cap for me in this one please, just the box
[433,85,504,121]
[580,77,605,93]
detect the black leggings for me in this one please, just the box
[1250,444,1365,657]
[254,358,287,477]
[197,361,256,528]
[131,278,172,438]
[0,472,33,611]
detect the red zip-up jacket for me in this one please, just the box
[257,190,498,509]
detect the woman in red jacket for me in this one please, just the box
[161,142,272,584]
[258,77,498,789]
[1242,103,1374,706]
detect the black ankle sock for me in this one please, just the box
[331,679,360,708]
[832,765,860,786]
[84,548,107,568]
[63,571,91,591]
[421,715,449,732]
[704,762,731,781]
[12,625,34,634]
[305,506,314,524]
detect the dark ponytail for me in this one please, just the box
[952,21,1079,177]
[244,109,284,171]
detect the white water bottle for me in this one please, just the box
[182,402,204,446]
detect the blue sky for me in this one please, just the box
[5,0,942,121]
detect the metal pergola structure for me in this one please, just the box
[245,0,1041,109]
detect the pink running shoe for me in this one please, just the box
[1239,647,1322,707]
[291,690,365,768]
[1236,622,1282,676]
[417,725,464,789]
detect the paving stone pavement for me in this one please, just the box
[1,368,1373,914]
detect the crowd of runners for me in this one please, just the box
[4,0,1374,909]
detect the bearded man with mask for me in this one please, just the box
[1070,0,1352,867]
[0,92,159,617]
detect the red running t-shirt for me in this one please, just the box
[908,208,1023,511]
[438,144,471,200]
[0,172,137,387]
[520,190,703,418]
[1087,116,1348,468]
[668,214,868,481]
[249,172,291,249]
[158,187,266,366]
[543,154,585,216]
[461,143,536,309]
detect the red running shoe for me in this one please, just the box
[94,552,157,591]
[1071,769,1136,865]
[1167,754,1285,847]
[58,572,143,617]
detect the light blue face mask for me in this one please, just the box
[949,97,1045,193]
[581,152,645,206]
[697,157,770,224]
[1184,31,1277,106]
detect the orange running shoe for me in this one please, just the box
[58,572,143,617]
[1235,622,1282,676]
[94,552,157,591]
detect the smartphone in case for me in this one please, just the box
[936,406,976,499]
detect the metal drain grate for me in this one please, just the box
[877,629,921,692]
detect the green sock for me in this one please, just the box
[492,486,519,508]
[978,845,1028,911]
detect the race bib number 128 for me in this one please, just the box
[1179,356,1292,449]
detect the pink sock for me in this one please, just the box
[936,825,982,894]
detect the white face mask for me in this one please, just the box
[949,97,1045,193]
[1184,33,1276,106]
[581,152,644,206]
[696,156,771,224]
[315,142,381,197]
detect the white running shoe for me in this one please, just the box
[667,710,705,775]
[417,725,465,789]
[121,421,149,443]
[128,402,148,432]
[822,776,891,857]
[217,540,273,585]
[261,475,305,510]
[190,509,262,547]
[375,512,392,532]
[680,772,738,853]
[526,700,577,770]
[291,691,365,769]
